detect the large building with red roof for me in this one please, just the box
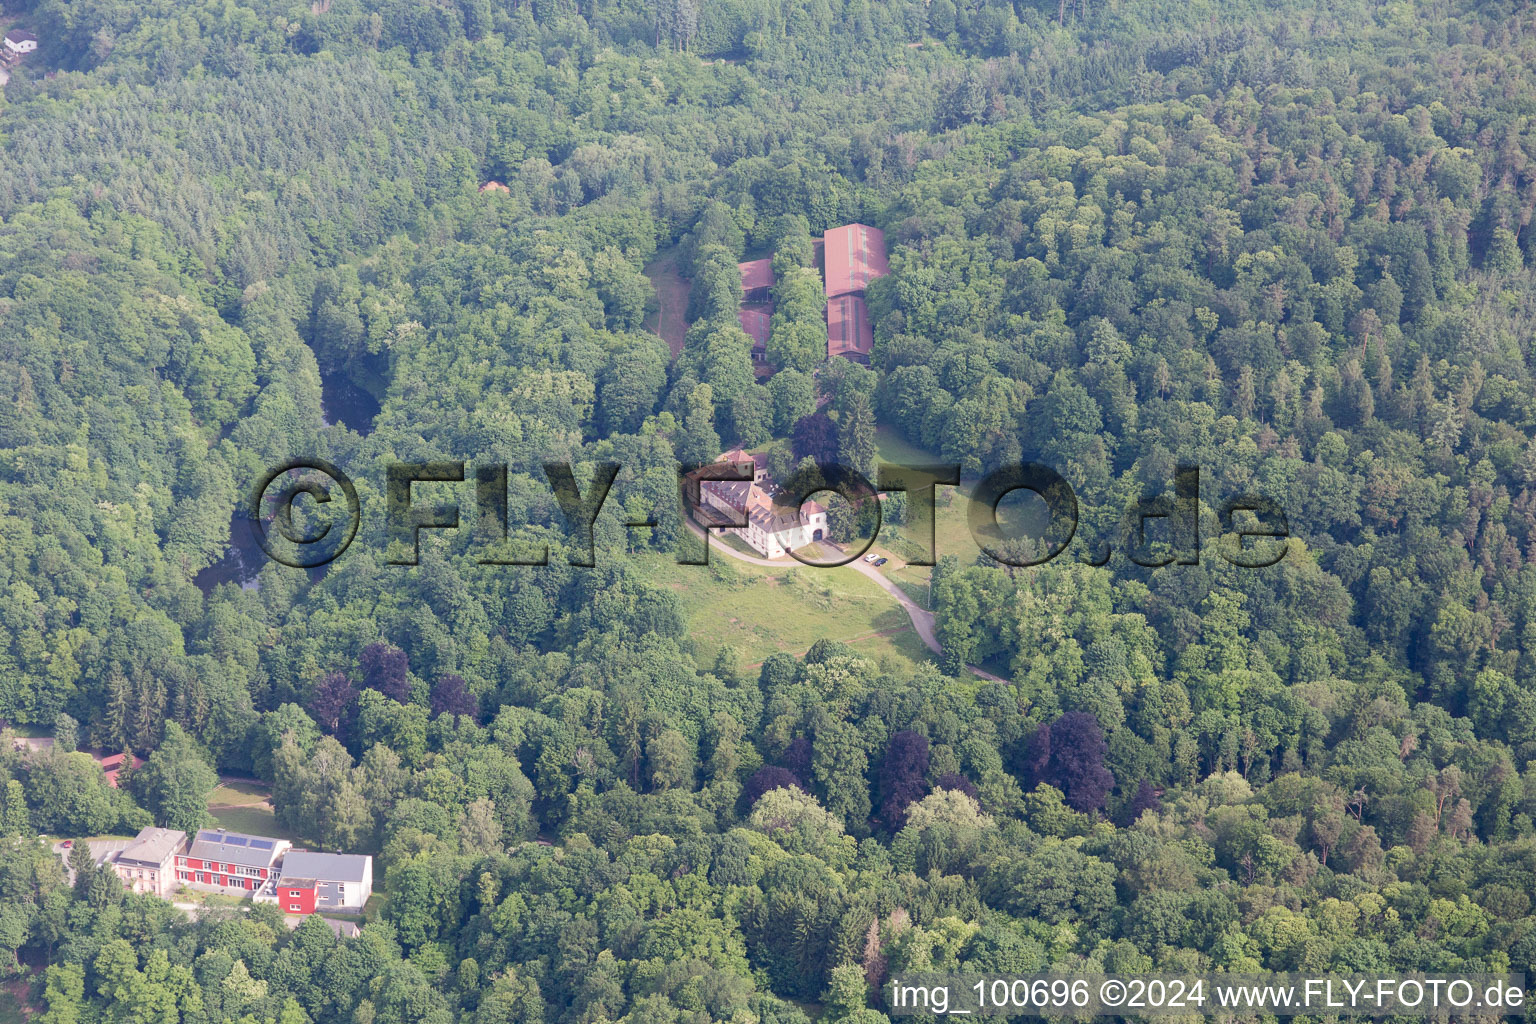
[823,223,888,299]
[821,223,887,362]
[827,294,873,361]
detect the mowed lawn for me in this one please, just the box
[639,426,1037,676]
[631,550,935,675]
[872,426,984,600]
[207,780,301,844]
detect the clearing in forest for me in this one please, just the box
[643,246,691,357]
[207,779,300,844]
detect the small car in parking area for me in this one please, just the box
[874,557,889,566]
[863,553,879,563]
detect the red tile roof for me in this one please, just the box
[822,223,888,298]
[97,751,143,788]
[719,449,767,480]
[739,258,774,293]
[738,307,772,348]
[827,293,873,360]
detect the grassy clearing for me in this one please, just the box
[638,426,1011,677]
[642,245,689,358]
[631,549,935,675]
[872,426,984,598]
[0,985,32,1024]
[207,804,296,842]
[207,781,270,807]
[207,781,301,844]
[362,893,387,923]
[176,890,246,909]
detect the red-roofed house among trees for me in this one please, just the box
[738,258,774,302]
[738,307,771,361]
[97,750,142,788]
[827,294,873,360]
[821,223,888,362]
[737,258,775,368]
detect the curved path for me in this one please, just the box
[684,522,1005,682]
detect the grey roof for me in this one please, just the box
[747,503,804,535]
[702,478,752,510]
[117,826,186,866]
[5,31,36,43]
[187,829,284,868]
[280,851,370,884]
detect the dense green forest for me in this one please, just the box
[6,0,1536,1021]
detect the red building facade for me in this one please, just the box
[175,829,290,894]
[278,882,318,914]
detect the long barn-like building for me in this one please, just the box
[827,294,873,360]
[738,258,775,365]
[729,225,888,367]
[821,223,888,362]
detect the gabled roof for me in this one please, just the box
[280,851,371,884]
[5,31,36,44]
[702,478,754,511]
[718,449,765,478]
[827,293,873,359]
[747,504,802,535]
[739,258,774,292]
[117,827,186,866]
[823,223,888,298]
[187,829,285,868]
[97,751,142,788]
[738,307,772,348]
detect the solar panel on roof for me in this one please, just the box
[249,839,274,850]
[224,836,248,847]
[197,831,220,842]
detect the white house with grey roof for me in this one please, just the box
[265,851,373,914]
[109,826,186,898]
[3,30,36,57]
